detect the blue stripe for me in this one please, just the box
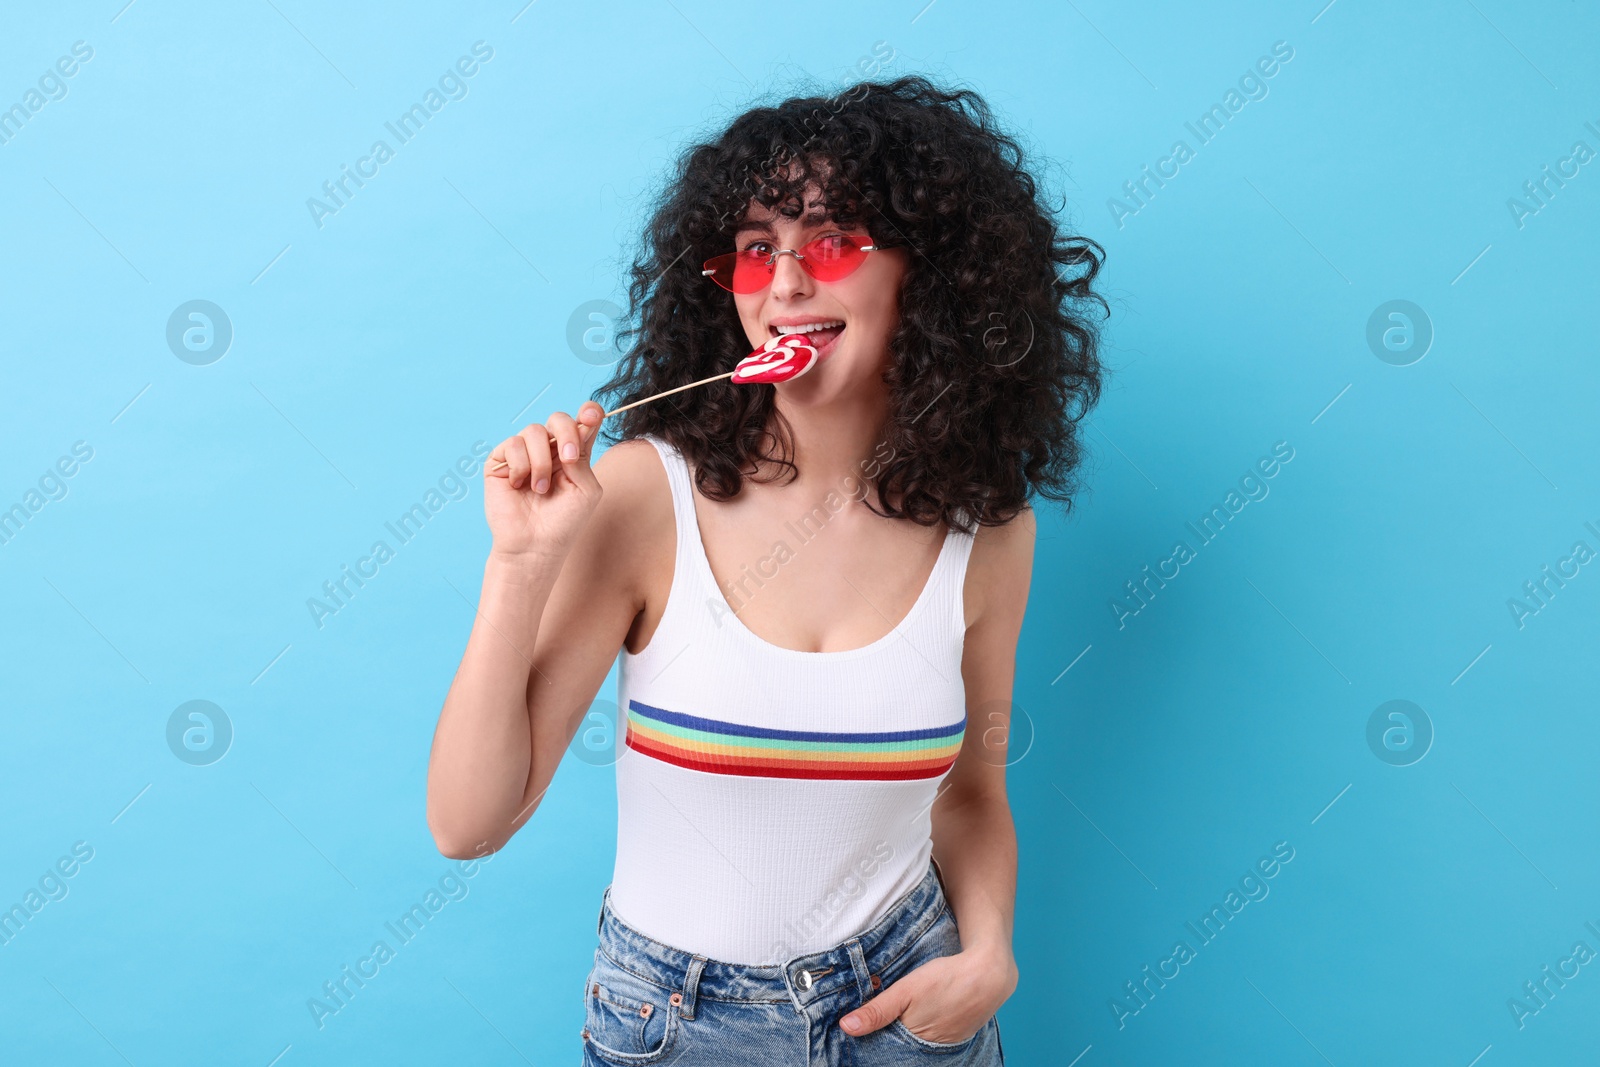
[627,699,965,744]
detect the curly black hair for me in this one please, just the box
[593,74,1108,534]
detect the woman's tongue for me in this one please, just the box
[785,324,845,353]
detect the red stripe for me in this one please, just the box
[626,733,957,781]
[631,738,956,776]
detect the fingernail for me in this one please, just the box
[535,478,549,493]
[842,1016,861,1032]
[562,442,577,460]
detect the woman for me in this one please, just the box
[426,75,1106,1065]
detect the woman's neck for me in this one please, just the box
[757,405,891,489]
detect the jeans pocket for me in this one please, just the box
[581,951,681,1065]
[879,905,988,1054]
[888,1015,986,1054]
[885,902,963,981]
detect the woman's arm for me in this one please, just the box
[841,505,1035,1040]
[425,415,658,859]
[931,504,1034,978]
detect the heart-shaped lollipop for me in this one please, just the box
[533,335,824,442]
[731,334,820,384]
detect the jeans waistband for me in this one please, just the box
[593,856,950,1019]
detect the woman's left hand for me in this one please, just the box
[839,946,1018,1044]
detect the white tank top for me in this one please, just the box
[605,433,976,966]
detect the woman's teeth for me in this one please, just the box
[773,320,844,336]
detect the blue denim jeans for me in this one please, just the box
[580,858,1006,1065]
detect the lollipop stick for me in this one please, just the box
[599,368,737,420]
[487,369,737,472]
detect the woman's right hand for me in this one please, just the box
[483,400,605,563]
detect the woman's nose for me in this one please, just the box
[767,250,813,299]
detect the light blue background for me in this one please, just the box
[2,1,1597,1064]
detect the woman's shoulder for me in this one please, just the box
[965,502,1036,551]
[593,433,666,475]
[962,504,1036,632]
[591,435,675,528]
[581,435,676,594]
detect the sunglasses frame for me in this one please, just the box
[701,233,879,294]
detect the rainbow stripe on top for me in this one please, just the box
[624,699,965,781]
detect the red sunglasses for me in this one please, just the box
[702,233,878,294]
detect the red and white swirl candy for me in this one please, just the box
[731,334,820,384]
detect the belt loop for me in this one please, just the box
[677,954,707,1020]
[845,938,873,1004]
[929,855,946,895]
[597,886,610,936]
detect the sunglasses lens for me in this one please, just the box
[801,235,868,281]
[731,248,775,293]
[703,250,775,294]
